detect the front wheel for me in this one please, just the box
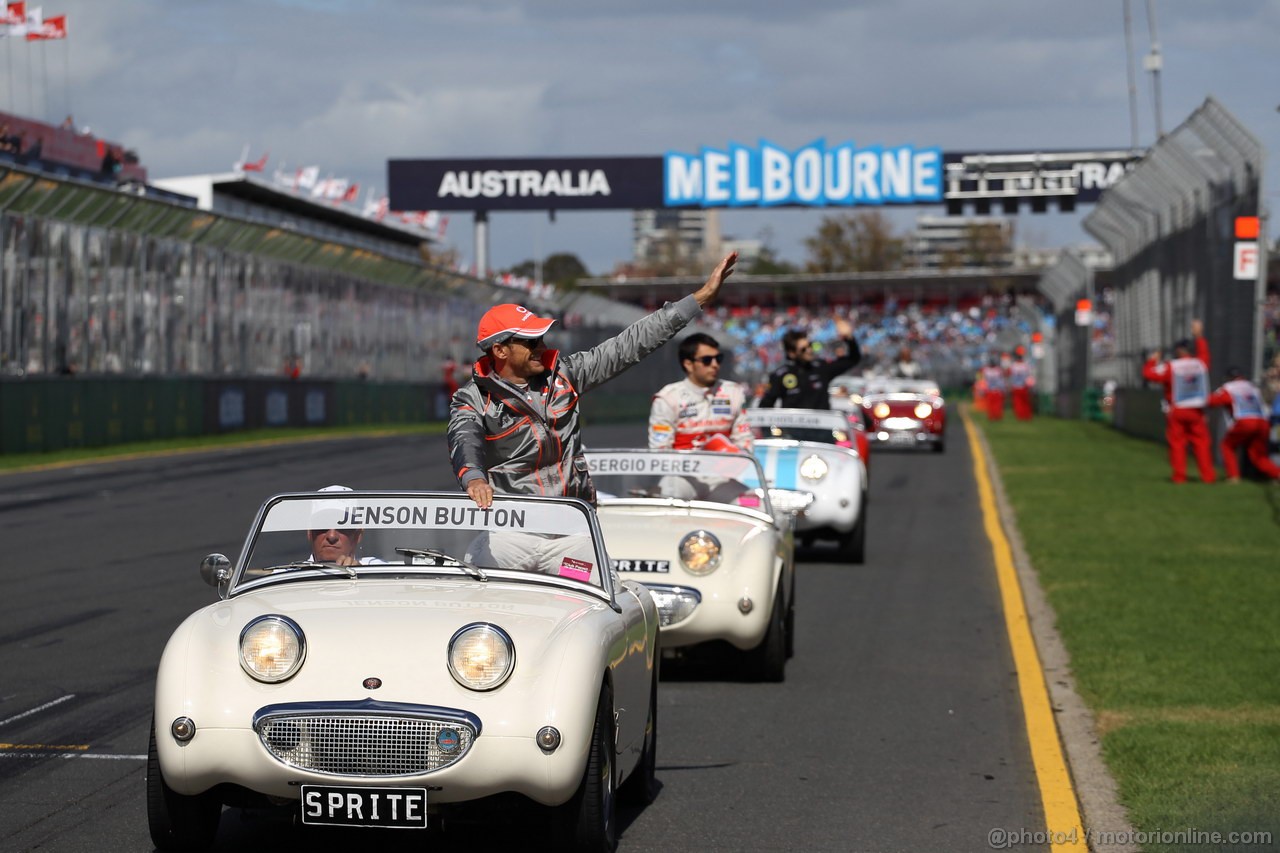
[147,717,221,852]
[554,684,618,852]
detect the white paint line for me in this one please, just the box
[0,694,76,727]
[0,752,146,761]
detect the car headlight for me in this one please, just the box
[849,394,863,406]
[769,488,815,514]
[448,624,515,691]
[799,454,829,481]
[678,530,722,575]
[914,402,933,419]
[873,402,890,419]
[240,615,306,683]
[646,585,702,627]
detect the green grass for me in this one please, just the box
[976,413,1280,852]
[0,422,447,472]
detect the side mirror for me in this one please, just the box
[200,553,232,598]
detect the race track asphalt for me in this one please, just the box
[0,421,1049,852]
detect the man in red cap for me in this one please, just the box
[449,253,737,507]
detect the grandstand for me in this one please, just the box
[0,108,712,453]
[0,109,146,185]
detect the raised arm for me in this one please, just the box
[563,253,736,392]
[820,317,862,381]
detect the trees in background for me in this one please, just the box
[803,211,904,273]
[506,253,590,288]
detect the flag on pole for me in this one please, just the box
[14,5,40,36]
[2,2,25,27]
[294,165,319,191]
[24,12,63,40]
[363,195,389,222]
[233,145,268,172]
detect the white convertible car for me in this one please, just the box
[586,449,796,682]
[149,491,658,852]
[746,408,869,564]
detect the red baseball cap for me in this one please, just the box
[476,304,556,349]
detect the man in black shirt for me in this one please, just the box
[758,317,860,409]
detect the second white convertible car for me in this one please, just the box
[747,408,869,564]
[150,491,658,852]
[587,449,796,682]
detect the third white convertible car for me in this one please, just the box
[586,449,796,682]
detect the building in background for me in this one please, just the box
[631,208,721,272]
[905,215,1015,269]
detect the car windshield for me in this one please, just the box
[586,450,772,514]
[746,410,851,446]
[235,493,603,589]
[866,379,942,397]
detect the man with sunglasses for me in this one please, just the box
[649,333,753,452]
[449,253,738,508]
[758,316,860,409]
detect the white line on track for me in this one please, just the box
[0,694,76,727]
[0,753,145,760]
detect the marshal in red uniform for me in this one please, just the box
[981,358,1007,421]
[1142,322,1215,483]
[1208,369,1280,482]
[1008,351,1035,420]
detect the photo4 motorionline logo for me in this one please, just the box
[987,827,1273,849]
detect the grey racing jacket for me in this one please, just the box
[448,295,702,503]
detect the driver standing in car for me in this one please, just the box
[449,253,737,508]
[649,332,754,453]
[758,316,861,410]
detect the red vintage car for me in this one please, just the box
[828,376,872,463]
[861,378,946,453]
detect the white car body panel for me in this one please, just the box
[586,450,795,653]
[746,409,867,538]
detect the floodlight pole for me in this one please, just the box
[1122,0,1141,148]
[474,211,489,278]
[1143,0,1164,138]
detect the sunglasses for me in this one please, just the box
[508,335,545,349]
[691,354,724,366]
[309,528,359,539]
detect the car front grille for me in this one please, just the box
[256,712,476,777]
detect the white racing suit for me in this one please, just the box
[648,378,754,452]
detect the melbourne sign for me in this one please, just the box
[388,145,1139,213]
[665,141,942,207]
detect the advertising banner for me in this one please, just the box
[389,147,1140,213]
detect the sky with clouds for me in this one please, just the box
[4,0,1277,275]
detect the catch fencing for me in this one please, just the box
[1038,97,1266,435]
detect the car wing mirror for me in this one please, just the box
[200,553,232,598]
